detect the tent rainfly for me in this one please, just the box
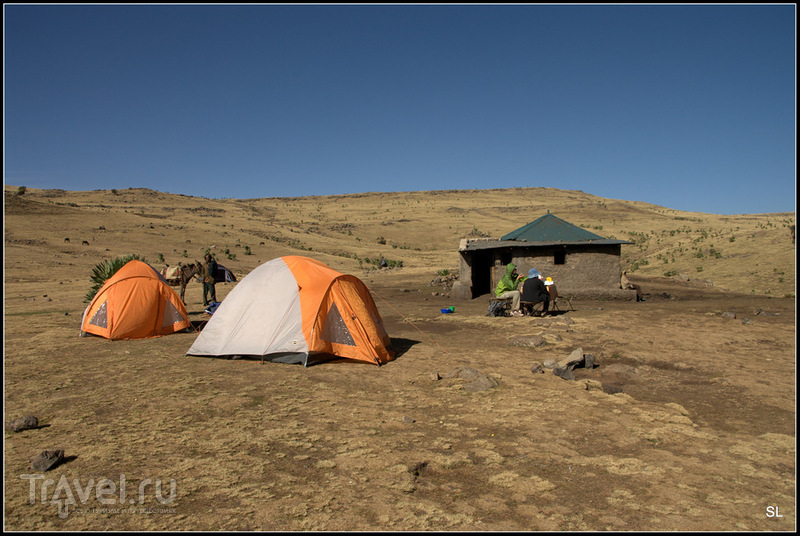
[186,256,394,366]
[81,260,192,340]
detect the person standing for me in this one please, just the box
[202,253,218,306]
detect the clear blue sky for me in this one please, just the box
[4,4,796,215]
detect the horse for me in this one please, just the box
[163,261,203,303]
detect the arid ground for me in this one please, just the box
[3,186,795,531]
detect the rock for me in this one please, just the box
[552,366,575,381]
[430,371,441,381]
[403,416,416,424]
[441,367,481,380]
[558,347,585,369]
[721,311,736,319]
[543,359,558,369]
[441,367,498,391]
[463,374,499,392]
[6,416,38,432]
[530,362,544,374]
[31,449,64,472]
[508,335,546,348]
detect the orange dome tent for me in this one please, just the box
[186,256,394,366]
[81,260,191,340]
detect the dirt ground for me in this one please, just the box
[3,269,795,531]
[3,186,796,531]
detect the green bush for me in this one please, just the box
[84,254,146,303]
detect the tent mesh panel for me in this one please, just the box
[89,301,108,328]
[321,303,356,346]
[162,300,186,328]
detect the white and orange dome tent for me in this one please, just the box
[186,256,394,366]
[80,259,192,340]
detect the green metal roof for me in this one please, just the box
[501,213,611,243]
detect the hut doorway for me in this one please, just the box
[471,250,494,297]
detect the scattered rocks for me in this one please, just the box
[6,416,39,433]
[31,449,65,472]
[721,311,736,319]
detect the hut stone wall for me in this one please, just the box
[453,240,635,300]
[504,244,622,292]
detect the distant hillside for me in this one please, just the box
[4,185,795,297]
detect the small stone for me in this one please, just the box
[553,366,575,380]
[463,374,499,392]
[6,416,39,433]
[31,449,64,472]
[430,372,440,381]
[530,362,544,374]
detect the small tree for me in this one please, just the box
[84,254,147,303]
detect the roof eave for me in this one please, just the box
[460,238,632,251]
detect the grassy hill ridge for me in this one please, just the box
[4,185,795,297]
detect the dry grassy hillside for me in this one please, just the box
[3,185,795,531]
[3,185,795,297]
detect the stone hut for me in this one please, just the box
[452,213,636,300]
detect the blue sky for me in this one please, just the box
[4,4,796,215]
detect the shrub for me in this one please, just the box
[84,254,146,303]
